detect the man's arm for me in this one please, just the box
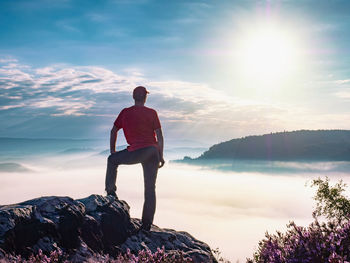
[155,128,165,168]
[110,125,118,154]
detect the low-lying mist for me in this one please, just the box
[1,145,350,262]
[177,158,350,175]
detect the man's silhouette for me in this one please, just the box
[105,86,164,231]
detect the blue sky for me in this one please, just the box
[1,0,350,145]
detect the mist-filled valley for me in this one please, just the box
[1,138,350,262]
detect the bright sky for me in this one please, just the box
[1,0,350,145]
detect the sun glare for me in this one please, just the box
[235,24,299,82]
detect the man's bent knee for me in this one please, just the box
[107,154,120,166]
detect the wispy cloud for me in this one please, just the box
[86,13,111,23]
[1,59,238,119]
[55,20,81,33]
[0,58,18,63]
[334,91,350,99]
[0,103,26,111]
[0,61,135,116]
[335,79,350,85]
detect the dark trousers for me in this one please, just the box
[105,146,159,225]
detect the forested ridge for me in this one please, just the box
[197,130,350,161]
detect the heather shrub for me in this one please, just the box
[247,219,350,262]
[0,247,194,263]
[0,249,67,263]
[112,247,193,262]
[248,177,350,263]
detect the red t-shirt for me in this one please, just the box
[114,106,161,151]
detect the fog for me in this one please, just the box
[1,150,350,262]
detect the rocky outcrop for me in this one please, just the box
[0,195,216,262]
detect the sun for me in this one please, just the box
[235,24,299,82]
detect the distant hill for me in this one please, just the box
[0,137,102,156]
[193,130,350,161]
[98,145,128,155]
[59,147,96,154]
[0,162,32,173]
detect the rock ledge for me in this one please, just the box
[0,195,216,262]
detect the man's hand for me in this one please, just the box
[155,128,164,168]
[159,156,165,168]
[110,149,116,154]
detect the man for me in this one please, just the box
[105,86,165,231]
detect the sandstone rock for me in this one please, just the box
[0,194,216,262]
[121,219,215,262]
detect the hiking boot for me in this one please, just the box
[140,222,152,231]
[128,223,152,236]
[107,192,118,199]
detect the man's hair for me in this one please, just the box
[133,94,146,102]
[133,86,148,102]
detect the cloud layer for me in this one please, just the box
[1,58,349,144]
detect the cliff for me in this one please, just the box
[0,195,216,262]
